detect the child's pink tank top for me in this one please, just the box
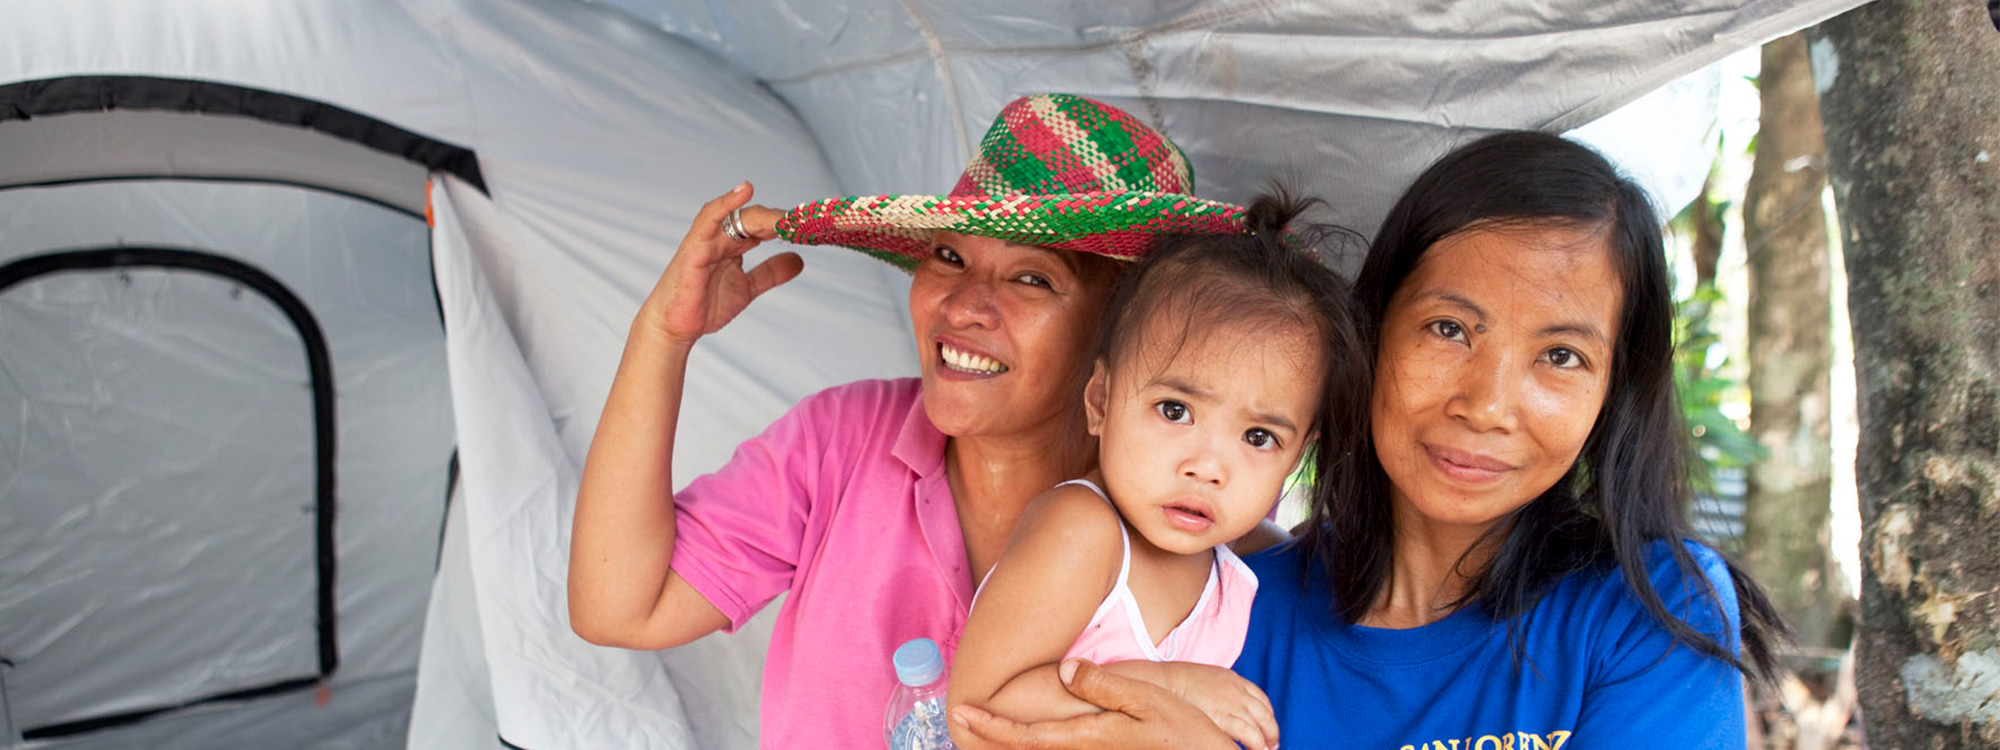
[1056,479,1259,668]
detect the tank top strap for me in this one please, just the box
[1052,478,1132,589]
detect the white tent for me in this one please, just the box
[0,1,1868,748]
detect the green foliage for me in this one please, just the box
[1666,157,1764,500]
[1674,282,1766,495]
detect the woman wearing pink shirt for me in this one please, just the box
[569,94,1258,749]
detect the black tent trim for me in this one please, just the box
[0,174,425,221]
[20,678,323,741]
[0,247,339,740]
[436,450,460,572]
[0,75,487,193]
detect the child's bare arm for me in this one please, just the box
[946,485,1123,750]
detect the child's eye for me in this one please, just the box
[1427,319,1467,343]
[1243,428,1278,449]
[1155,400,1190,424]
[932,245,963,265]
[1542,346,1586,370]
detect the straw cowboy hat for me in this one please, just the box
[776,93,1247,269]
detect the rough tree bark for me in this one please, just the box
[1695,169,1725,288]
[1742,31,1845,654]
[1809,1,2000,746]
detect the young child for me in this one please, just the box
[945,192,1371,750]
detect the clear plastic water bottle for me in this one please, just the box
[884,637,958,750]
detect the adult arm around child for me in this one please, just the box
[946,484,1277,750]
[952,660,1242,750]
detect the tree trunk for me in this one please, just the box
[1810,1,2000,746]
[1742,31,1845,654]
[1695,168,1725,288]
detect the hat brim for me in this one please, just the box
[775,191,1248,271]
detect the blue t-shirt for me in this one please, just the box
[1233,541,1745,750]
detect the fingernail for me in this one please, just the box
[1058,659,1079,684]
[729,181,748,194]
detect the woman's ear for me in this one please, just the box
[1083,359,1110,436]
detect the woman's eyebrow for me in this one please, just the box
[1421,290,1607,344]
[1537,322,1609,346]
[1418,290,1487,321]
[1014,243,1083,275]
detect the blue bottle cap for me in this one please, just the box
[892,637,944,686]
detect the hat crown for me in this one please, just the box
[949,94,1194,200]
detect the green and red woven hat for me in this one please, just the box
[776,93,1248,270]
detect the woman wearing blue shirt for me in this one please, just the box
[955,132,1788,749]
[1230,131,1790,749]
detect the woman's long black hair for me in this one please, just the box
[1303,131,1788,680]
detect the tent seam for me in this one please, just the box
[891,0,971,165]
[760,0,1293,86]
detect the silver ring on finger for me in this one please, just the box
[722,208,751,242]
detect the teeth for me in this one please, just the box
[941,344,1009,375]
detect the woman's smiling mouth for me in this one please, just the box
[1423,443,1515,484]
[939,342,1010,375]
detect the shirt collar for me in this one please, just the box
[892,382,975,614]
[890,385,948,479]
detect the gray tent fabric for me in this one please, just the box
[588,0,1869,234]
[0,1,1872,748]
[0,180,452,748]
[0,108,432,215]
[407,488,505,750]
[3,262,323,728]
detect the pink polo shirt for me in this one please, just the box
[670,378,973,750]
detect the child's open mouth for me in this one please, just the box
[1163,502,1214,533]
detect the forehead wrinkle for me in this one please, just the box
[1148,375,1212,399]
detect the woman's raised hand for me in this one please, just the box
[570,182,789,651]
[642,182,800,347]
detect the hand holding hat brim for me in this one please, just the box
[641,183,802,347]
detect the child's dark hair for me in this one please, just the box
[1090,188,1372,497]
[1306,131,1789,681]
